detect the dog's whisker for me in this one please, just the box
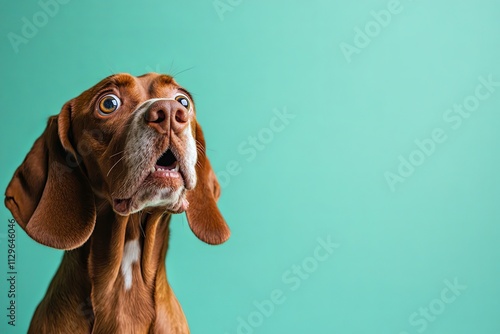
[139,211,146,238]
[113,169,128,192]
[95,201,106,213]
[168,59,175,74]
[172,66,196,78]
[115,160,145,195]
[107,155,126,177]
[109,150,125,158]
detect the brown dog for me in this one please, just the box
[4,73,230,333]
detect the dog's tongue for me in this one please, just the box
[113,199,131,215]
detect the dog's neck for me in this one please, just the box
[87,204,174,330]
[89,204,170,295]
[36,203,188,333]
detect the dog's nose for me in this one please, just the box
[144,100,189,134]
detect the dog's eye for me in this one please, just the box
[175,94,191,110]
[98,94,121,115]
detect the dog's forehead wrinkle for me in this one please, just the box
[145,74,182,97]
[75,73,180,102]
[148,85,178,99]
[150,74,175,86]
[89,73,137,95]
[109,73,137,87]
[79,74,186,108]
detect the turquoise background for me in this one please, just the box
[1,0,500,333]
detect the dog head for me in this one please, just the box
[5,73,230,249]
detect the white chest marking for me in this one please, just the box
[120,239,141,291]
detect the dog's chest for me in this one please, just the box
[120,238,141,290]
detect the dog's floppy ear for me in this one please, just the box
[4,102,96,250]
[186,122,230,245]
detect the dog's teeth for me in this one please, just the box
[150,164,179,174]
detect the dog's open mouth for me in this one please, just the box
[153,149,179,174]
[112,149,184,215]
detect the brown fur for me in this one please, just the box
[4,73,230,333]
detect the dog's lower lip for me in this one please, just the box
[113,198,131,214]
